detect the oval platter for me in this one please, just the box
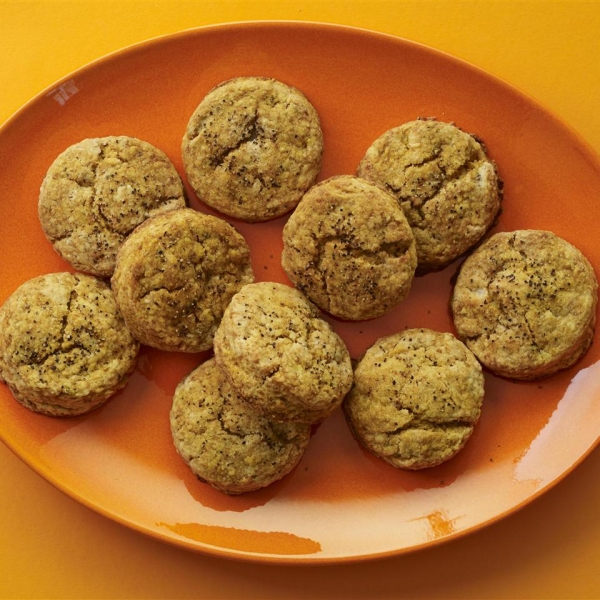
[1,21,600,564]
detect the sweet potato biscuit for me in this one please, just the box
[343,328,484,470]
[281,175,417,320]
[451,230,598,380]
[39,136,186,277]
[170,358,311,494]
[181,76,323,222]
[213,282,353,424]
[111,208,254,352]
[0,272,139,416]
[357,119,502,271]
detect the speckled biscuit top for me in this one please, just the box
[182,76,323,222]
[39,136,186,277]
[343,328,484,470]
[111,208,254,353]
[282,175,417,320]
[451,230,598,380]
[170,358,311,494]
[0,272,139,416]
[213,282,353,424]
[357,119,501,270]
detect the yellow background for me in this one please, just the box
[1,1,600,598]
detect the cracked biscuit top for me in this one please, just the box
[282,175,417,320]
[0,272,139,416]
[213,282,353,424]
[111,208,254,353]
[357,119,502,271]
[343,328,484,470]
[39,136,187,277]
[451,230,598,380]
[181,76,323,222]
[170,358,311,494]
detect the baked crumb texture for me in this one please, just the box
[170,358,311,494]
[343,328,484,470]
[111,208,254,353]
[451,230,598,380]
[357,119,502,271]
[213,282,353,424]
[282,175,417,320]
[182,76,323,222]
[0,272,139,416]
[39,136,186,277]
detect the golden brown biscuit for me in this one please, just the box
[182,76,323,222]
[451,230,598,380]
[39,136,186,277]
[111,208,254,352]
[343,328,484,470]
[357,119,502,271]
[213,282,353,424]
[282,175,417,320]
[0,272,139,416]
[170,358,311,494]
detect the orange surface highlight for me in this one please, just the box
[158,522,321,556]
[412,510,461,541]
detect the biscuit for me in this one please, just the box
[111,208,254,353]
[213,282,353,424]
[343,328,484,470]
[181,76,323,222]
[451,230,598,380]
[170,358,311,494]
[39,136,186,277]
[357,119,502,271]
[0,272,139,416]
[281,175,417,320]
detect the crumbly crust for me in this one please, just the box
[281,175,417,320]
[182,76,323,222]
[213,282,353,424]
[170,358,311,494]
[39,136,186,277]
[357,119,502,270]
[343,328,484,470]
[111,208,254,352]
[451,230,598,379]
[0,272,139,416]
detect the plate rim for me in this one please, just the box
[3,18,600,164]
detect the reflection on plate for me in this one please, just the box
[1,22,600,564]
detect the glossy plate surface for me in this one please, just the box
[1,22,600,564]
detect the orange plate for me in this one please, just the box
[1,21,600,564]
